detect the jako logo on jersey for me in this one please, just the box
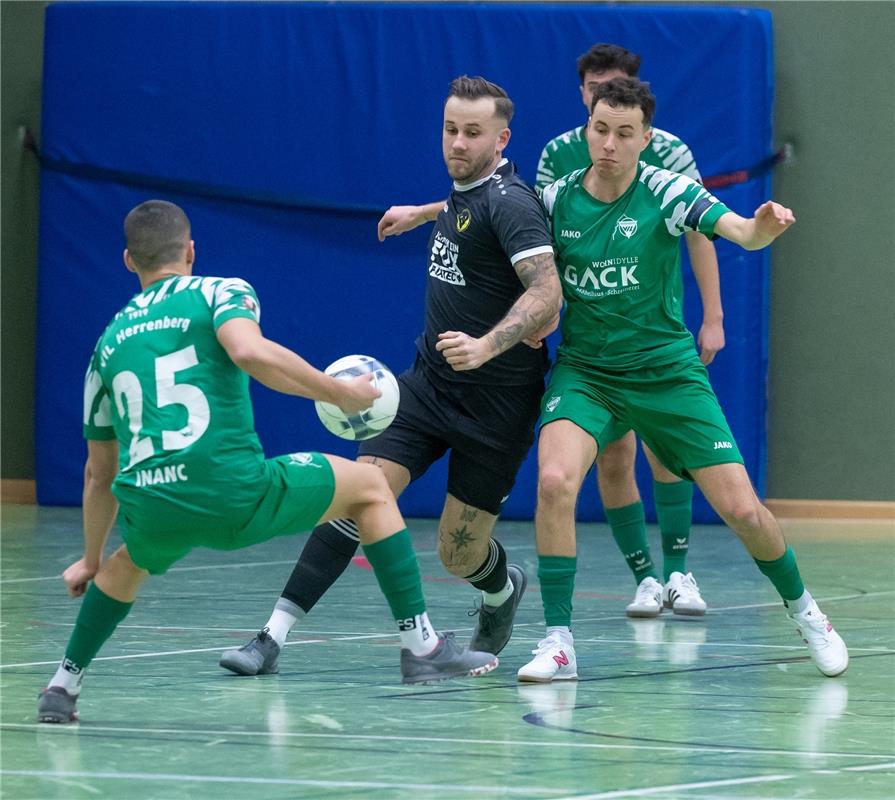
[546,395,561,412]
[456,208,471,233]
[612,215,638,240]
[713,441,733,450]
[564,260,638,290]
[560,229,582,239]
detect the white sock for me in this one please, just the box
[482,576,514,608]
[399,612,438,656]
[49,658,84,696]
[786,589,814,615]
[546,625,573,644]
[264,598,304,647]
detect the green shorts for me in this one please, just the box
[120,452,336,575]
[541,359,743,480]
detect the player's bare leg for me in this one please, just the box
[692,463,848,676]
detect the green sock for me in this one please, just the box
[64,583,133,670]
[754,546,805,602]
[654,480,693,580]
[362,529,426,620]
[606,502,657,585]
[538,555,577,627]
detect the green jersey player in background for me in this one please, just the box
[37,200,498,724]
[517,78,848,682]
[537,43,725,618]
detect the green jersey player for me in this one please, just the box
[535,43,725,619]
[37,200,498,724]
[517,78,847,683]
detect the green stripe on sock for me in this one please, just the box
[538,555,577,627]
[606,502,657,585]
[64,584,133,670]
[362,529,426,620]
[754,546,805,602]
[654,480,693,581]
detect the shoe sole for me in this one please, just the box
[402,656,499,685]
[663,599,706,616]
[517,672,578,683]
[470,565,528,656]
[219,655,279,676]
[626,607,662,618]
[37,711,77,724]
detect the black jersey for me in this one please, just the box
[416,160,554,385]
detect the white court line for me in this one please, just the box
[842,762,895,772]
[552,774,794,800]
[0,543,528,585]
[0,769,554,795]
[2,724,892,761]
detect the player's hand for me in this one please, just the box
[336,374,381,415]
[436,331,492,371]
[697,319,725,365]
[523,313,560,349]
[377,206,427,241]
[63,558,99,598]
[753,201,795,242]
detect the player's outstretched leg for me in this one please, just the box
[326,457,498,683]
[219,519,360,676]
[693,463,848,677]
[38,546,147,723]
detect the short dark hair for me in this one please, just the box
[590,77,656,128]
[447,75,514,124]
[577,43,641,83]
[124,200,191,270]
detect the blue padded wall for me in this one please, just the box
[37,2,773,522]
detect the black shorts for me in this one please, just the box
[357,356,543,514]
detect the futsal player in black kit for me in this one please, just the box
[220,76,562,677]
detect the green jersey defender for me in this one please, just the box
[81,274,338,572]
[541,162,728,373]
[536,124,700,190]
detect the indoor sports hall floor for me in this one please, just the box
[1,505,893,800]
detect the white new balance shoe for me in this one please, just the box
[662,572,707,616]
[517,633,578,683]
[626,576,663,618]
[788,601,849,677]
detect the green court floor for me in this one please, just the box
[1,505,893,799]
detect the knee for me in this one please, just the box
[538,463,580,509]
[597,437,636,483]
[348,463,394,512]
[715,496,763,532]
[437,527,487,577]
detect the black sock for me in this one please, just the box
[281,519,360,613]
[465,538,508,594]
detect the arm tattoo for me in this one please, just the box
[487,251,562,355]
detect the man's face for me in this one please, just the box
[442,96,510,183]
[587,100,651,179]
[580,69,629,111]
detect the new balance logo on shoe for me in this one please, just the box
[553,651,570,667]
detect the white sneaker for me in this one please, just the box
[517,634,578,683]
[626,576,663,618]
[788,601,849,677]
[662,572,707,616]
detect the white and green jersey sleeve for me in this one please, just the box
[536,124,702,188]
[83,275,269,525]
[544,163,729,371]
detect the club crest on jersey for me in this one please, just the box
[546,395,561,412]
[456,208,471,233]
[613,215,638,240]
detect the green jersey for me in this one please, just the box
[535,124,701,189]
[541,163,729,371]
[83,275,267,528]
